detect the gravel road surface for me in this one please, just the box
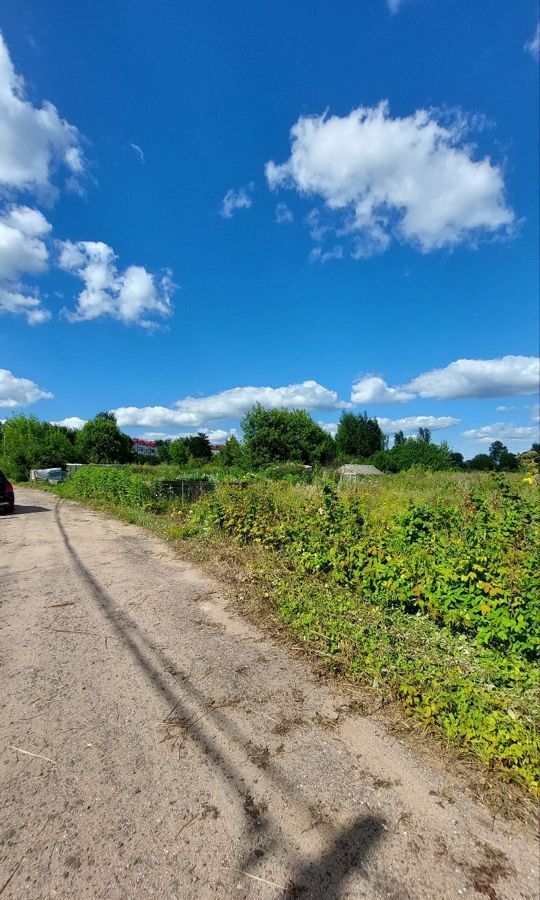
[1,488,538,899]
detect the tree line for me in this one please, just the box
[1,405,536,481]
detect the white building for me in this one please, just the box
[132,438,158,457]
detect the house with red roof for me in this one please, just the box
[132,438,158,457]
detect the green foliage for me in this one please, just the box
[215,435,245,468]
[371,437,455,472]
[241,403,335,468]
[54,464,211,511]
[75,413,133,464]
[335,411,385,460]
[49,465,540,790]
[468,453,496,472]
[488,441,519,472]
[181,474,539,790]
[0,414,76,480]
[169,438,190,465]
[185,432,213,460]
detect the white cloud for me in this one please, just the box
[0,32,83,197]
[349,357,539,406]
[462,423,539,444]
[275,202,293,224]
[130,143,145,163]
[525,22,540,60]
[0,368,53,408]
[139,428,238,443]
[0,205,51,278]
[58,240,175,327]
[0,204,52,323]
[528,403,540,424]
[377,415,460,433]
[319,421,338,436]
[221,187,252,219]
[309,245,344,263]
[51,416,86,429]
[495,404,515,412]
[114,380,349,429]
[0,286,51,324]
[265,103,513,256]
[351,375,414,404]
[405,355,539,399]
[387,0,403,12]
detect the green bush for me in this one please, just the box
[53,466,540,791]
[181,474,539,790]
[56,466,193,511]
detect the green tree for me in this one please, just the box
[489,440,505,467]
[417,427,432,444]
[498,448,519,471]
[0,414,74,480]
[372,438,455,472]
[169,438,190,465]
[335,412,385,461]
[394,430,405,447]
[241,404,335,467]
[185,432,213,460]
[155,439,172,463]
[216,435,245,467]
[75,413,134,464]
[449,451,465,469]
[468,453,495,471]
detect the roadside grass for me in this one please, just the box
[29,468,539,797]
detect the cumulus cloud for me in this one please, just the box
[0,204,52,323]
[0,205,51,278]
[405,355,539,399]
[114,380,349,429]
[462,423,538,444]
[377,415,460,433]
[221,187,252,219]
[0,286,51,324]
[51,416,86,429]
[58,240,175,327]
[319,421,338,436]
[351,375,414,404]
[0,32,83,197]
[525,22,540,60]
[275,202,293,224]
[265,103,514,257]
[0,368,52,408]
[350,356,539,404]
[139,428,238,443]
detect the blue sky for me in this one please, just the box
[0,0,538,455]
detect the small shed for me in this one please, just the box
[338,464,383,481]
[66,463,85,476]
[29,467,64,484]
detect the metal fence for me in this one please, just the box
[158,479,215,503]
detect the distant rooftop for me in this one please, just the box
[337,464,383,476]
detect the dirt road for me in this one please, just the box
[0,488,537,899]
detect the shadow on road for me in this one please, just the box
[286,815,384,898]
[53,500,385,895]
[12,504,51,515]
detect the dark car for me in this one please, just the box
[0,471,14,514]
